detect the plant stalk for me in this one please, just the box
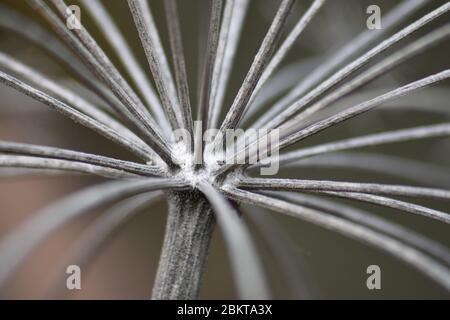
[152,190,215,299]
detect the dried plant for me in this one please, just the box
[0,0,449,299]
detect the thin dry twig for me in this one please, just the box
[252,0,433,128]
[164,0,194,141]
[223,187,450,291]
[127,0,183,131]
[80,0,171,133]
[0,71,153,161]
[199,182,270,299]
[0,141,165,177]
[0,178,187,289]
[266,191,450,264]
[209,0,249,129]
[215,0,295,138]
[239,177,450,203]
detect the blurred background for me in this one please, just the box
[0,0,449,299]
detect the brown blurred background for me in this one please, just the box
[0,0,449,299]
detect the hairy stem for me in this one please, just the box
[152,191,215,299]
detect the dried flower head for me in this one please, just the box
[0,0,449,299]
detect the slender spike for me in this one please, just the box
[49,0,153,120]
[209,0,249,129]
[0,4,117,109]
[340,87,450,116]
[379,87,450,115]
[27,0,175,165]
[0,168,78,178]
[0,155,135,179]
[0,141,165,177]
[245,207,312,298]
[267,191,450,264]
[318,191,450,225]
[259,2,450,130]
[0,179,187,289]
[273,71,450,156]
[79,0,171,133]
[195,0,223,165]
[234,8,450,159]
[243,0,326,119]
[242,55,323,125]
[223,187,450,291]
[252,0,430,128]
[0,52,151,153]
[293,24,450,123]
[198,182,270,299]
[280,152,450,189]
[164,0,194,143]
[215,0,295,137]
[274,123,450,165]
[127,0,183,131]
[0,71,153,161]
[239,177,450,203]
[198,0,223,132]
[44,192,163,297]
[221,71,450,175]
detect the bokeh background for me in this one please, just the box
[0,0,449,299]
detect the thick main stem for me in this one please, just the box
[152,190,215,299]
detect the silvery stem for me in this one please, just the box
[152,191,215,299]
